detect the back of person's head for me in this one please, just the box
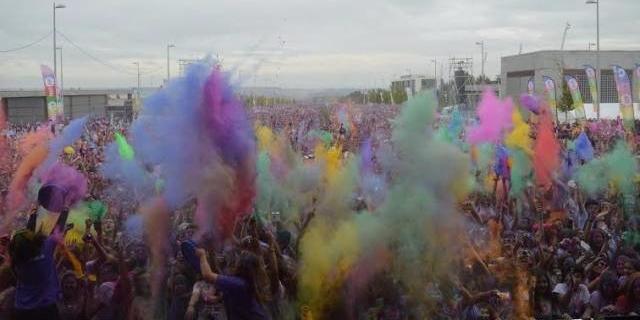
[599,270,618,296]
[533,269,552,295]
[8,229,45,266]
[235,250,263,302]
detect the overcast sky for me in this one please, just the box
[0,0,638,89]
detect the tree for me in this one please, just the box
[557,78,574,120]
[391,87,407,105]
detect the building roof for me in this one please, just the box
[394,74,432,81]
[0,88,134,98]
[502,49,640,60]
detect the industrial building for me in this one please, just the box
[0,89,134,123]
[391,74,436,97]
[500,50,640,118]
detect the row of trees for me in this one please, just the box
[241,95,297,107]
[341,88,408,105]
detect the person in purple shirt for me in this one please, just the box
[195,247,270,320]
[8,207,69,320]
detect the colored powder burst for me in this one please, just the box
[256,151,275,217]
[494,145,510,179]
[114,132,134,160]
[124,214,144,239]
[533,109,560,188]
[100,140,153,204]
[467,89,514,144]
[576,141,637,199]
[358,140,386,208]
[520,93,540,114]
[5,143,48,217]
[314,143,344,188]
[140,197,170,308]
[256,125,276,152]
[17,126,52,157]
[509,149,531,196]
[574,131,594,162]
[298,92,471,317]
[447,107,464,140]
[437,107,466,147]
[114,61,256,240]
[40,117,87,172]
[298,218,360,313]
[128,62,210,208]
[194,159,235,240]
[86,200,108,221]
[201,68,256,238]
[471,143,495,192]
[308,130,333,147]
[505,108,532,155]
[38,162,88,209]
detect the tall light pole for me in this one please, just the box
[431,58,437,90]
[56,47,64,110]
[132,62,140,96]
[53,3,66,102]
[476,41,485,83]
[586,0,600,119]
[167,44,175,83]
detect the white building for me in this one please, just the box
[500,50,640,119]
[391,74,436,97]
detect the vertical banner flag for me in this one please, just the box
[542,76,557,118]
[612,65,635,128]
[634,64,640,103]
[527,77,535,95]
[584,65,599,113]
[565,75,586,120]
[40,65,60,120]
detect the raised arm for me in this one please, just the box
[51,207,70,236]
[196,248,218,283]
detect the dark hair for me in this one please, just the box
[533,269,552,297]
[9,229,46,266]
[572,265,585,277]
[234,250,264,303]
[599,270,618,297]
[585,199,599,208]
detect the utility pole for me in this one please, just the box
[57,47,64,110]
[586,0,600,119]
[475,41,485,83]
[133,62,140,97]
[53,3,66,105]
[167,44,175,82]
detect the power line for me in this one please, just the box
[57,31,163,76]
[0,32,52,53]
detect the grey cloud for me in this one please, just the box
[0,0,638,89]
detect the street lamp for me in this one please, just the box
[132,62,140,97]
[167,44,175,82]
[53,3,66,102]
[431,59,437,90]
[586,0,600,119]
[56,47,64,110]
[475,41,485,83]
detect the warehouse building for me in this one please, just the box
[0,89,134,123]
[500,50,640,118]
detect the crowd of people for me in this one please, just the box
[0,99,640,320]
